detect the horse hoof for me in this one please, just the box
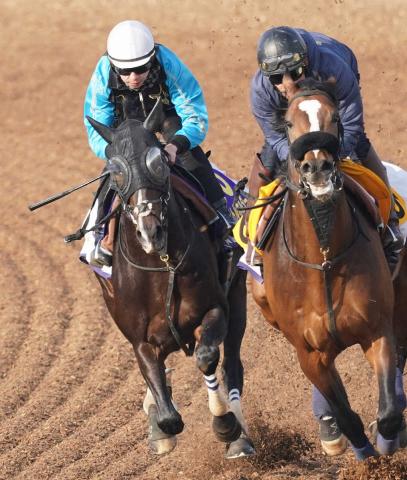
[212,411,242,443]
[148,405,178,455]
[319,416,348,456]
[350,440,377,461]
[321,434,348,456]
[149,405,183,436]
[225,435,256,459]
[149,436,177,455]
[376,433,400,455]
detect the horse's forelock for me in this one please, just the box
[296,78,338,105]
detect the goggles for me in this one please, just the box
[268,66,304,85]
[113,60,153,76]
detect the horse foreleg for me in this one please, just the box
[251,279,278,328]
[297,347,376,460]
[142,368,177,455]
[195,307,241,443]
[222,269,255,458]
[363,336,403,455]
[133,341,183,437]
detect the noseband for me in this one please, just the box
[285,89,344,198]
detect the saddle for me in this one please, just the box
[233,159,399,259]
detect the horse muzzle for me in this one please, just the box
[299,158,337,201]
[136,216,167,255]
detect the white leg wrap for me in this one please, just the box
[143,387,155,415]
[143,368,176,415]
[204,373,228,417]
[228,388,248,433]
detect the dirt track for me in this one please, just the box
[2,1,407,479]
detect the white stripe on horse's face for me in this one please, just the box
[299,99,322,132]
[299,99,322,157]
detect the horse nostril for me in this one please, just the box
[136,230,142,241]
[321,160,333,172]
[301,162,312,174]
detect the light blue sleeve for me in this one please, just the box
[83,56,115,160]
[157,45,208,148]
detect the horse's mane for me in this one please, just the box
[270,77,338,134]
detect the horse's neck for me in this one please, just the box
[285,190,354,261]
[166,189,190,254]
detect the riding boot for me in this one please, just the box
[383,205,405,273]
[89,175,116,268]
[177,146,234,233]
[245,153,273,266]
[362,145,405,272]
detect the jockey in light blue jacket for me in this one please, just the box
[83,20,232,268]
[84,43,208,161]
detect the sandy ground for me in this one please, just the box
[1,0,407,478]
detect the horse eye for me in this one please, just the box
[285,120,293,129]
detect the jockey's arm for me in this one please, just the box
[83,56,115,160]
[333,63,364,160]
[250,72,289,163]
[157,45,208,154]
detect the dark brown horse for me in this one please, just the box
[253,74,404,460]
[85,106,254,458]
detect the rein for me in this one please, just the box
[281,191,361,350]
[237,186,288,211]
[118,189,195,357]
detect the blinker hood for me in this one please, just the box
[107,147,169,203]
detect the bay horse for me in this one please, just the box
[252,74,404,460]
[85,104,254,458]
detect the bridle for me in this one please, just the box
[284,88,344,198]
[281,87,359,349]
[117,178,195,357]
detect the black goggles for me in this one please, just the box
[268,66,304,85]
[113,61,153,76]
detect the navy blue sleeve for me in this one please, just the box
[332,61,364,158]
[250,71,289,163]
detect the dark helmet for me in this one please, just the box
[257,26,307,76]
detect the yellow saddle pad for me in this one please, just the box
[232,159,406,253]
[233,179,280,250]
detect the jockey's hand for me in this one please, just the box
[164,143,178,165]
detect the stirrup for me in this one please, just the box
[89,240,112,268]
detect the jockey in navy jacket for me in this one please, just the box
[251,28,365,166]
[249,27,404,276]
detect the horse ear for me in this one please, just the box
[86,116,115,144]
[143,97,165,133]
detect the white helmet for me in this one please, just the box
[107,20,155,69]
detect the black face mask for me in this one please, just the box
[107,146,169,203]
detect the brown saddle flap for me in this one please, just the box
[343,173,383,228]
[171,173,218,225]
